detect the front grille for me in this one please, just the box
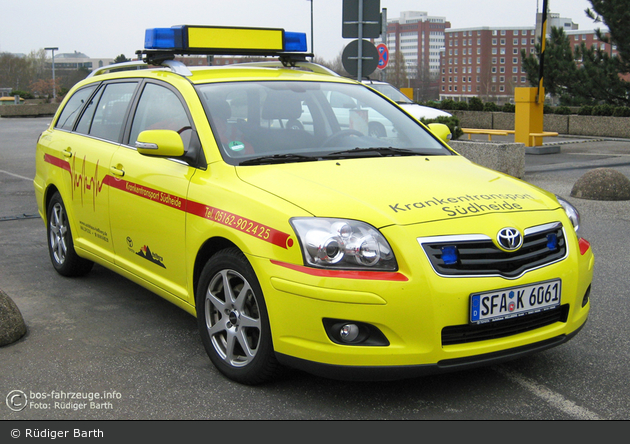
[442,305,570,346]
[420,222,567,278]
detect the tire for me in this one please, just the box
[196,247,279,385]
[46,192,94,277]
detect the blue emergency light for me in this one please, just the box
[145,26,184,50]
[441,246,459,265]
[144,25,308,54]
[546,233,559,251]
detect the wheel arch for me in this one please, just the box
[192,237,239,306]
[43,184,61,224]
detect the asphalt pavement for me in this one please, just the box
[1,117,630,422]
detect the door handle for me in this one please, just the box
[62,147,73,158]
[110,165,125,177]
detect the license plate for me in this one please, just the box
[470,279,562,323]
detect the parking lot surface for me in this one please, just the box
[1,117,630,420]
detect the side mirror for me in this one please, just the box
[135,130,185,158]
[427,123,452,143]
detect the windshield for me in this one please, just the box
[196,81,451,165]
[365,83,413,104]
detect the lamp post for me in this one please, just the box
[44,47,59,100]
[306,0,313,55]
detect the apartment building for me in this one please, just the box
[566,29,618,58]
[439,27,537,104]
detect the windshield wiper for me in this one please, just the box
[239,153,316,166]
[323,147,419,159]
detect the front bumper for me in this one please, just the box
[276,324,585,381]
[250,215,594,378]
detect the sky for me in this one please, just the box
[1,0,603,62]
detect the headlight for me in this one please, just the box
[290,218,397,271]
[556,196,580,234]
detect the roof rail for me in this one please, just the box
[87,59,193,78]
[236,60,339,77]
[88,60,147,78]
[87,54,334,79]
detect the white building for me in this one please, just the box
[380,11,450,79]
[50,52,115,71]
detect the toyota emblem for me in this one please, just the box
[497,227,523,251]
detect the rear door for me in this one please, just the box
[55,80,139,263]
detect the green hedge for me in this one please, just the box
[424,97,630,117]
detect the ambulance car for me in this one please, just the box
[34,25,594,384]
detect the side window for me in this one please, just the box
[55,85,97,130]
[129,83,192,148]
[79,82,137,142]
[75,87,103,135]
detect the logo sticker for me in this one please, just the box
[136,245,166,268]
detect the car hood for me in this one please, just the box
[398,103,452,120]
[236,156,558,228]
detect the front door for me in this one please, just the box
[108,82,198,302]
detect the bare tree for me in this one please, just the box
[313,49,350,77]
[384,50,408,90]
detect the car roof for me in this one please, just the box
[86,59,355,86]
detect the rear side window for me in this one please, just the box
[75,87,104,136]
[55,85,97,130]
[75,82,137,142]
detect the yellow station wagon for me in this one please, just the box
[34,26,594,384]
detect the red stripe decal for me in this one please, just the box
[271,260,408,281]
[187,201,293,249]
[44,155,293,249]
[44,153,71,173]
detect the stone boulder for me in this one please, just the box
[0,289,27,346]
[570,168,630,201]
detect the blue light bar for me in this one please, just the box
[145,27,184,50]
[143,26,308,54]
[284,32,308,52]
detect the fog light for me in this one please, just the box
[339,324,360,343]
[322,318,389,346]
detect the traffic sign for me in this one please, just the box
[342,39,379,78]
[376,43,388,69]
[342,0,381,39]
